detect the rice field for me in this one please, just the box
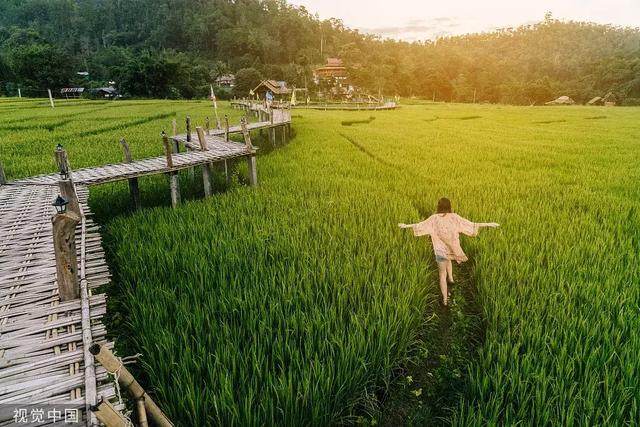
[2,98,639,426]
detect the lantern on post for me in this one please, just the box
[52,195,69,214]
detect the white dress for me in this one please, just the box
[411,213,479,263]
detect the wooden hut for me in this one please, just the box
[60,87,85,99]
[252,80,291,100]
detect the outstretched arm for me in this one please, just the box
[398,223,416,229]
[476,222,500,228]
[399,217,434,236]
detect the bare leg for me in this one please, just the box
[446,260,454,283]
[438,261,449,305]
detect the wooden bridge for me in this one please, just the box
[0,104,291,425]
[231,98,397,111]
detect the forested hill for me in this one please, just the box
[1,0,639,104]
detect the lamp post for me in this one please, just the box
[52,194,80,301]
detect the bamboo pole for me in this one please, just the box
[78,212,98,426]
[120,138,140,210]
[48,89,55,108]
[171,119,177,137]
[205,117,211,136]
[196,127,212,197]
[52,211,80,301]
[224,115,229,142]
[137,398,149,427]
[89,344,174,427]
[91,398,129,427]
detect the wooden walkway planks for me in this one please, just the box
[0,184,121,425]
[12,141,253,187]
[11,107,292,188]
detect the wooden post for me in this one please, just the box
[269,126,275,146]
[240,117,253,149]
[55,145,70,180]
[224,160,231,185]
[52,211,80,301]
[240,118,258,186]
[205,117,211,135]
[224,115,229,142]
[17,88,21,98]
[120,138,141,210]
[90,344,174,427]
[162,132,174,169]
[0,161,6,185]
[196,126,212,197]
[58,179,81,217]
[171,119,177,137]
[186,116,192,143]
[246,155,257,187]
[91,398,129,427]
[162,132,180,207]
[281,125,286,145]
[48,89,55,108]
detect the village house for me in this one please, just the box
[251,80,291,100]
[313,58,353,100]
[60,87,85,99]
[215,74,236,88]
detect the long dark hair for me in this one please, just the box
[437,197,452,214]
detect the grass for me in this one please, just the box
[2,98,639,425]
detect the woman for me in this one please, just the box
[399,198,499,306]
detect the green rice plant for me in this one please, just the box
[3,98,639,426]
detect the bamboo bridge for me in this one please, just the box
[0,103,291,426]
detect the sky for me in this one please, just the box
[288,0,640,41]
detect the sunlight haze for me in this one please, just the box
[289,0,640,41]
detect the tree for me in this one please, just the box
[234,67,262,97]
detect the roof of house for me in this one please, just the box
[252,80,291,95]
[94,87,118,94]
[216,74,235,82]
[316,58,346,71]
[545,95,575,105]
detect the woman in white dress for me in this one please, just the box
[399,198,499,306]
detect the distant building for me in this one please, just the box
[588,92,616,106]
[314,58,347,81]
[215,74,236,88]
[545,95,575,105]
[313,58,352,100]
[603,92,616,106]
[91,87,119,99]
[60,87,85,99]
[252,80,291,99]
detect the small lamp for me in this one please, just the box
[52,195,69,214]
